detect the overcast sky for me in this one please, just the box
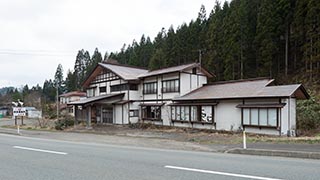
[0,0,221,88]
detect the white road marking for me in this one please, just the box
[165,165,284,180]
[13,146,68,155]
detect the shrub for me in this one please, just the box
[55,115,75,130]
[297,93,320,131]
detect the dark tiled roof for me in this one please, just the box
[59,91,86,97]
[99,63,148,80]
[174,79,309,101]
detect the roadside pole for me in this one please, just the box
[17,125,20,134]
[243,130,247,149]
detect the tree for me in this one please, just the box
[86,48,102,77]
[65,70,77,92]
[149,48,166,70]
[54,64,64,94]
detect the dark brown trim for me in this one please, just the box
[137,99,173,102]
[181,71,207,77]
[168,102,218,106]
[174,96,292,102]
[139,103,165,107]
[243,125,278,129]
[236,103,286,108]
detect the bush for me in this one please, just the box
[55,115,75,130]
[297,93,320,131]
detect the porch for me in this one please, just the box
[68,93,125,127]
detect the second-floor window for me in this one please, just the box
[162,79,179,93]
[99,86,107,93]
[143,82,157,94]
[87,88,95,97]
[110,83,138,92]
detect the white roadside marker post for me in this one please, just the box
[17,125,20,134]
[243,130,247,149]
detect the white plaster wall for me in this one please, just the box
[198,75,207,88]
[216,100,242,131]
[244,98,279,104]
[180,73,190,96]
[114,105,123,124]
[161,102,171,126]
[290,98,296,132]
[172,122,191,128]
[129,90,140,100]
[192,123,215,129]
[162,92,180,100]
[281,98,289,135]
[245,127,280,135]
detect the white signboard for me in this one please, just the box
[13,107,26,117]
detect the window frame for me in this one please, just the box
[141,105,161,121]
[110,83,138,92]
[171,105,214,124]
[99,86,107,93]
[129,109,139,117]
[143,82,157,94]
[162,79,180,93]
[242,108,279,128]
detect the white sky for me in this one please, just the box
[0,0,221,88]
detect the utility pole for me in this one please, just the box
[56,82,59,120]
[198,49,205,72]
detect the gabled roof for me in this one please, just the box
[59,91,86,97]
[82,62,148,88]
[82,61,213,88]
[99,63,148,80]
[138,62,214,78]
[174,78,309,101]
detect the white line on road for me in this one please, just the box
[165,165,284,180]
[13,146,68,155]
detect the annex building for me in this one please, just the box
[69,60,309,136]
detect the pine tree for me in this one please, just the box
[86,48,102,76]
[149,48,166,70]
[303,0,320,82]
[65,70,77,92]
[54,64,64,94]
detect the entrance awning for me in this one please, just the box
[139,103,165,107]
[68,93,125,106]
[168,102,218,106]
[236,103,286,108]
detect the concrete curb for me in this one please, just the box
[226,148,320,160]
[0,128,21,136]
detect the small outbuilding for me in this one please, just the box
[172,78,309,136]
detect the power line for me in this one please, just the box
[0,51,74,57]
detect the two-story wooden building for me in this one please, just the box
[69,60,309,136]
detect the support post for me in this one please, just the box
[87,106,92,128]
[74,106,78,126]
[14,116,17,126]
[243,130,247,149]
[21,116,24,125]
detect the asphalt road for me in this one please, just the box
[0,134,319,180]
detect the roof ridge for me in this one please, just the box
[205,77,272,86]
[148,62,198,72]
[101,60,148,70]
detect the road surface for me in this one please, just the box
[0,133,319,180]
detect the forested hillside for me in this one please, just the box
[105,0,319,86]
